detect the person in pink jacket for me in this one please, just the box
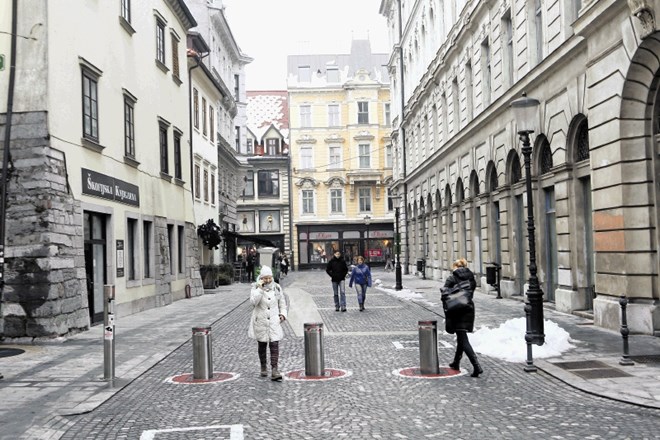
[248,266,287,381]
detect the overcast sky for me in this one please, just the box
[223,0,390,91]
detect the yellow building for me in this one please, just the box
[287,40,392,269]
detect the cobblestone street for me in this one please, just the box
[57,271,660,439]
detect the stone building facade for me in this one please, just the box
[0,0,202,340]
[380,0,660,334]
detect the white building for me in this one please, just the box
[380,0,660,335]
[0,0,201,338]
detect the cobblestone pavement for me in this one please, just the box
[55,270,659,439]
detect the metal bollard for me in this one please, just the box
[418,320,439,374]
[192,326,213,379]
[619,296,635,366]
[103,285,116,381]
[304,323,325,377]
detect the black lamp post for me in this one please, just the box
[511,93,545,372]
[364,214,371,262]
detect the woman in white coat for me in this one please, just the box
[248,266,287,381]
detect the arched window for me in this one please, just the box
[489,168,498,192]
[576,119,590,162]
[510,152,522,183]
[539,138,553,174]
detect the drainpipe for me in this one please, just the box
[397,0,409,274]
[0,0,19,339]
[287,146,294,270]
[188,54,201,205]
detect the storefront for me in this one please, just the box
[297,223,394,269]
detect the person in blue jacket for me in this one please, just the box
[348,256,372,311]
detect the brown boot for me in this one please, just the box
[271,368,283,381]
[260,364,268,377]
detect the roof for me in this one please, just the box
[246,91,290,141]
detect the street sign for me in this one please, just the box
[0,54,4,71]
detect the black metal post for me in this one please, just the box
[520,131,545,347]
[524,302,537,372]
[619,295,635,366]
[395,207,403,290]
[496,264,502,299]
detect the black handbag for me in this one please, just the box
[441,281,473,313]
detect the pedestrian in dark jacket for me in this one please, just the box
[442,258,482,377]
[348,256,372,311]
[326,250,349,311]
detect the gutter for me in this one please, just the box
[396,0,409,274]
[0,0,18,339]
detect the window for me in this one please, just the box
[123,95,135,158]
[193,88,199,129]
[126,218,137,280]
[202,97,207,136]
[329,145,342,168]
[358,101,369,124]
[300,146,313,169]
[330,189,343,213]
[171,34,180,79]
[235,126,240,150]
[534,0,544,65]
[358,144,371,168]
[386,144,393,168]
[300,105,311,128]
[156,19,166,65]
[167,224,175,274]
[203,169,209,202]
[359,188,372,212]
[441,92,448,143]
[211,173,216,204]
[244,171,254,197]
[465,62,473,120]
[481,37,491,107]
[82,70,99,141]
[177,225,185,274]
[302,190,314,214]
[452,78,460,133]
[194,164,201,199]
[257,170,280,197]
[502,10,514,88]
[266,138,279,155]
[121,0,131,23]
[159,122,169,174]
[384,103,391,126]
[298,65,311,82]
[234,74,240,100]
[173,130,182,179]
[327,67,339,82]
[328,104,340,127]
[209,106,214,143]
[143,220,153,279]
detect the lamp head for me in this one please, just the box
[511,92,540,135]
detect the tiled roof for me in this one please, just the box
[246,91,289,140]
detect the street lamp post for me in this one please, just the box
[394,206,403,290]
[511,93,545,372]
[364,215,371,262]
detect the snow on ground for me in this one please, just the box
[375,279,576,362]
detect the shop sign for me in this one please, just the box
[82,168,140,207]
[370,230,393,238]
[116,240,124,277]
[309,232,338,240]
[368,249,383,257]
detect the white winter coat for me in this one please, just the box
[247,281,288,342]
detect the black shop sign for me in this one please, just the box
[82,168,140,207]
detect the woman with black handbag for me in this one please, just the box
[442,258,483,377]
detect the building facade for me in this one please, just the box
[0,0,202,339]
[288,40,393,270]
[239,90,292,258]
[380,0,660,334]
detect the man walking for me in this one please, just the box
[326,250,349,312]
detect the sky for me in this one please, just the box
[222,0,390,91]
[375,282,576,363]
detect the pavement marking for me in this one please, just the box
[392,340,454,349]
[140,424,244,440]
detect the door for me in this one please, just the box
[84,211,107,324]
[581,177,595,309]
[343,241,359,265]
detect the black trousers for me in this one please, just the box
[258,341,279,368]
[453,330,478,366]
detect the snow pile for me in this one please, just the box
[374,280,437,307]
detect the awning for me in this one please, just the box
[222,230,277,247]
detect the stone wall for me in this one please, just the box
[0,111,89,340]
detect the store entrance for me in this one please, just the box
[83,211,107,325]
[343,241,359,265]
